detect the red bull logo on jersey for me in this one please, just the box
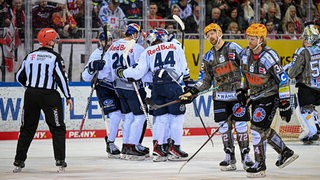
[109,44,126,51]
[147,44,177,56]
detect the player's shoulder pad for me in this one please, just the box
[228,42,243,53]
[294,47,306,55]
[260,47,279,67]
[203,50,213,62]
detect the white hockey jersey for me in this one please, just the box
[123,41,189,83]
[106,38,145,89]
[81,47,114,82]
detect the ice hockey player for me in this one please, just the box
[239,23,298,177]
[82,30,124,158]
[287,22,320,145]
[179,23,254,171]
[116,29,190,162]
[106,23,149,160]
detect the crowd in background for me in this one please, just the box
[1,0,320,41]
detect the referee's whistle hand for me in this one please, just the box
[66,99,73,111]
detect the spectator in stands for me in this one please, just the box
[280,0,298,20]
[151,0,169,18]
[120,0,143,24]
[225,21,242,39]
[242,0,254,22]
[282,5,304,34]
[266,20,279,39]
[52,4,79,38]
[297,0,319,23]
[185,5,200,36]
[189,0,199,11]
[165,4,180,29]
[12,0,25,39]
[226,0,243,17]
[32,0,63,32]
[148,2,165,29]
[266,6,283,33]
[165,22,176,35]
[0,0,12,28]
[263,0,281,19]
[225,7,247,32]
[212,0,230,17]
[99,0,127,38]
[282,21,300,39]
[260,8,268,25]
[206,7,227,32]
[175,0,192,20]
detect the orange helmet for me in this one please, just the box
[246,24,267,39]
[37,28,59,46]
[204,23,222,35]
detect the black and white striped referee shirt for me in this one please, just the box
[16,47,71,99]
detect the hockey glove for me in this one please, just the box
[116,66,125,78]
[236,89,248,106]
[279,100,292,123]
[116,66,136,82]
[179,87,199,104]
[88,60,105,73]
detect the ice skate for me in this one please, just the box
[125,144,146,161]
[13,160,25,173]
[246,161,266,178]
[302,134,319,145]
[152,141,168,162]
[106,141,121,159]
[136,144,150,158]
[56,160,67,173]
[121,144,129,160]
[168,144,188,161]
[241,152,254,170]
[276,147,299,169]
[220,153,237,171]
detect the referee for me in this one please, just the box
[13,28,73,173]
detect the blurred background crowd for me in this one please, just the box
[1,0,320,41]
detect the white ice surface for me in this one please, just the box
[0,136,319,180]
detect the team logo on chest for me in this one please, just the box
[219,54,225,63]
[253,107,266,122]
[232,103,246,117]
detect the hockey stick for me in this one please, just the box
[122,39,152,130]
[145,86,218,110]
[178,101,250,174]
[193,102,214,147]
[79,25,109,133]
[173,15,185,48]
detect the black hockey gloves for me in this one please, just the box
[179,87,199,104]
[236,89,248,106]
[279,100,292,123]
[116,66,136,82]
[89,60,105,73]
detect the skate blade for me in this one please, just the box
[57,166,66,173]
[153,156,168,162]
[247,171,266,178]
[168,156,188,162]
[107,154,121,159]
[13,166,22,173]
[125,155,145,161]
[278,154,299,169]
[220,165,237,171]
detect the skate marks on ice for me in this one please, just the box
[0,137,319,180]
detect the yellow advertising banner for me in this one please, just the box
[183,39,303,80]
